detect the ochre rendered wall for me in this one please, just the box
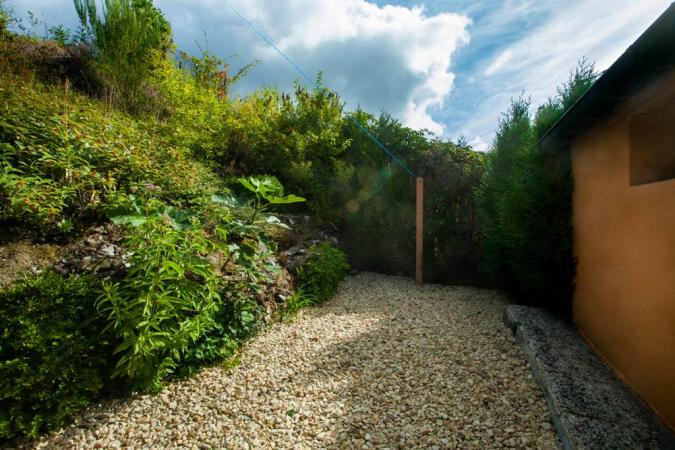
[571,70,675,430]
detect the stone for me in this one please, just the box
[505,305,675,450]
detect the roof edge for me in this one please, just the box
[538,2,675,151]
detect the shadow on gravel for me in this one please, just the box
[287,275,560,449]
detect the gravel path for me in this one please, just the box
[32,273,559,449]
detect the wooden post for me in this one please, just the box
[416,177,424,285]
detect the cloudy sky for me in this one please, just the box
[8,0,672,150]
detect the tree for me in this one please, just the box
[477,61,597,314]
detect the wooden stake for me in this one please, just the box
[416,177,424,285]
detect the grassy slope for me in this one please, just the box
[0,71,221,234]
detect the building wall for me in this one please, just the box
[571,69,675,429]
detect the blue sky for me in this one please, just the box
[8,0,672,150]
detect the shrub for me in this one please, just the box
[74,0,171,111]
[0,1,11,38]
[213,80,350,211]
[477,61,597,313]
[99,177,303,390]
[0,271,115,440]
[177,295,262,377]
[296,243,349,302]
[218,84,486,285]
[97,216,223,391]
[150,50,229,159]
[282,290,316,318]
[337,112,486,283]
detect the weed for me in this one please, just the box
[296,243,349,303]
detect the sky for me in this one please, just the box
[7,0,673,151]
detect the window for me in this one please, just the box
[629,107,675,186]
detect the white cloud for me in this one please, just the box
[459,0,672,145]
[468,136,490,153]
[161,0,471,135]
[500,0,671,103]
[484,49,512,77]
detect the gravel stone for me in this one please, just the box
[504,305,675,449]
[29,273,560,449]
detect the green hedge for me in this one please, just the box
[477,61,597,313]
[0,271,116,440]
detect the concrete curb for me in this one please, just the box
[504,305,675,450]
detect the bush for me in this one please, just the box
[97,216,224,391]
[150,50,229,159]
[98,177,302,391]
[0,271,115,440]
[338,113,486,283]
[296,243,349,302]
[212,80,350,210]
[0,1,11,38]
[218,86,486,284]
[74,0,172,111]
[477,61,597,313]
[282,290,316,318]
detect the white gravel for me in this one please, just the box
[31,273,559,449]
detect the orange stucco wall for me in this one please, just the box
[571,70,675,430]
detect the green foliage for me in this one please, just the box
[97,176,300,391]
[97,216,222,390]
[282,290,317,319]
[336,112,486,283]
[178,294,261,377]
[46,25,72,46]
[0,74,219,232]
[145,48,256,162]
[240,175,305,208]
[178,46,258,99]
[477,60,597,312]
[477,96,534,287]
[74,0,171,111]
[214,80,351,212]
[149,50,229,158]
[0,271,115,440]
[533,59,596,140]
[109,195,197,230]
[215,80,486,283]
[0,0,11,38]
[296,243,349,302]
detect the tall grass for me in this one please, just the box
[74,0,171,111]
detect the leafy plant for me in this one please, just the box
[97,216,222,391]
[0,74,220,232]
[295,243,349,302]
[177,295,262,377]
[178,45,258,99]
[0,0,11,38]
[109,195,197,230]
[0,271,115,440]
[239,175,305,223]
[240,175,305,205]
[46,25,72,46]
[282,289,316,319]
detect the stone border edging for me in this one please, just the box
[503,305,675,450]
